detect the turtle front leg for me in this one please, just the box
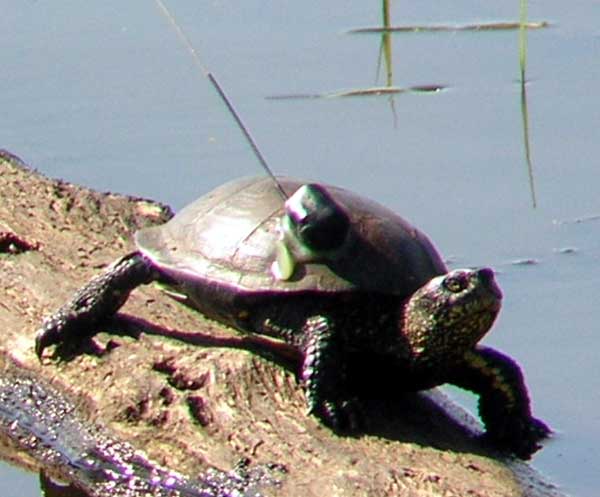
[301,316,360,431]
[449,345,550,459]
[35,252,157,358]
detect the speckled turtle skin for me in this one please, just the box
[35,176,549,459]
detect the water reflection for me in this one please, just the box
[271,0,547,208]
[268,1,447,102]
[348,21,550,34]
[518,0,538,208]
[375,0,397,125]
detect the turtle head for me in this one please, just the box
[272,184,351,280]
[402,268,502,364]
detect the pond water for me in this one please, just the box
[1,1,598,495]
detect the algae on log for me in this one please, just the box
[0,150,563,497]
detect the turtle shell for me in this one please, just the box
[135,176,446,298]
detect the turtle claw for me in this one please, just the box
[34,315,66,359]
[309,397,364,433]
[528,416,552,440]
[33,252,155,360]
[34,329,50,359]
[34,302,91,359]
[485,416,551,460]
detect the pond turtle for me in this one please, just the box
[35,176,549,458]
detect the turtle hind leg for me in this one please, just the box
[448,345,550,459]
[35,251,157,359]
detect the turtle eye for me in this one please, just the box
[443,273,469,293]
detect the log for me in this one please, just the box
[0,150,564,497]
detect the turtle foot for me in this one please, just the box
[308,397,364,433]
[34,252,154,359]
[35,312,69,359]
[484,415,551,460]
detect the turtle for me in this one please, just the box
[34,176,549,459]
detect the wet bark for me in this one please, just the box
[0,150,564,497]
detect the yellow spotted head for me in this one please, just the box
[402,268,502,364]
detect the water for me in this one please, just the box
[1,1,598,495]
[0,461,40,497]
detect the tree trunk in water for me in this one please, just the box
[0,150,563,497]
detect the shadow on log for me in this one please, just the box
[0,150,564,497]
